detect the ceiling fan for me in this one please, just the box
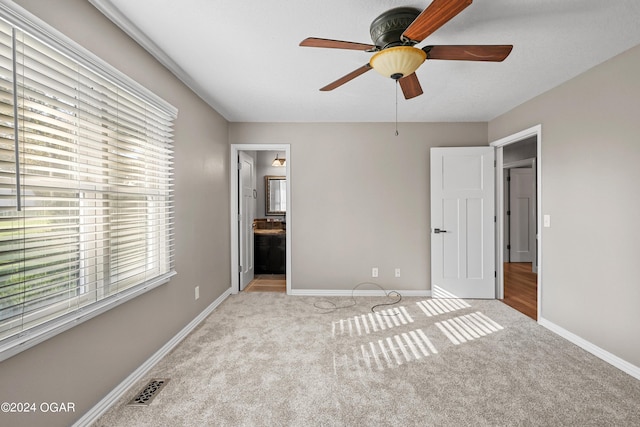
[300,0,513,99]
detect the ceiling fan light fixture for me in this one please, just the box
[370,46,426,80]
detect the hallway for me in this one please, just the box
[502,262,537,320]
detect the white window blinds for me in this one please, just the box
[0,15,176,357]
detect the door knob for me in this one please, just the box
[434,228,448,234]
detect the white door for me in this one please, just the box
[239,152,256,290]
[430,147,495,299]
[509,167,535,262]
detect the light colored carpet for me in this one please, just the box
[96,292,640,426]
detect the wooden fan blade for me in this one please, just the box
[300,37,375,51]
[320,64,373,91]
[425,45,513,61]
[402,0,472,43]
[399,73,423,99]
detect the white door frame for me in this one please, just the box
[490,125,542,320]
[230,144,292,294]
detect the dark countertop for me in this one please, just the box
[254,229,286,235]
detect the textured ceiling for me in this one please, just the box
[91,0,640,122]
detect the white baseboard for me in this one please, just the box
[289,289,431,297]
[539,316,640,381]
[73,286,233,427]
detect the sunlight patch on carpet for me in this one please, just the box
[416,298,471,317]
[331,301,505,376]
[333,328,438,374]
[331,306,414,337]
[436,312,503,345]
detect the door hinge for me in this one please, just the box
[494,215,496,222]
[237,162,243,170]
[507,210,511,216]
[238,213,242,222]
[507,244,511,250]
[507,176,511,182]
[494,271,497,278]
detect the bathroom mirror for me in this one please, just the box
[265,175,286,216]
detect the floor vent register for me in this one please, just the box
[127,379,170,406]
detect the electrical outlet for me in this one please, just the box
[395,268,401,278]
[372,267,379,278]
[195,286,200,300]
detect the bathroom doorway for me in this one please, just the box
[230,144,291,294]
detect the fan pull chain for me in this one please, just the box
[395,80,399,136]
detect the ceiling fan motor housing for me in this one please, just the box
[369,7,421,48]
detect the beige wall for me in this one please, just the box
[489,44,640,367]
[1,1,636,425]
[0,1,230,426]
[230,122,487,292]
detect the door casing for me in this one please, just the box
[491,125,542,320]
[230,144,291,294]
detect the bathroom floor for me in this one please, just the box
[244,274,286,292]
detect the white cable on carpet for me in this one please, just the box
[313,282,402,315]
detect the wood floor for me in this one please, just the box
[502,262,537,320]
[244,274,286,293]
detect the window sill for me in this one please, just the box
[0,270,176,363]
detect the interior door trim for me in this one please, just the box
[230,144,291,294]
[490,124,542,321]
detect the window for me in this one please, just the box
[0,8,176,360]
